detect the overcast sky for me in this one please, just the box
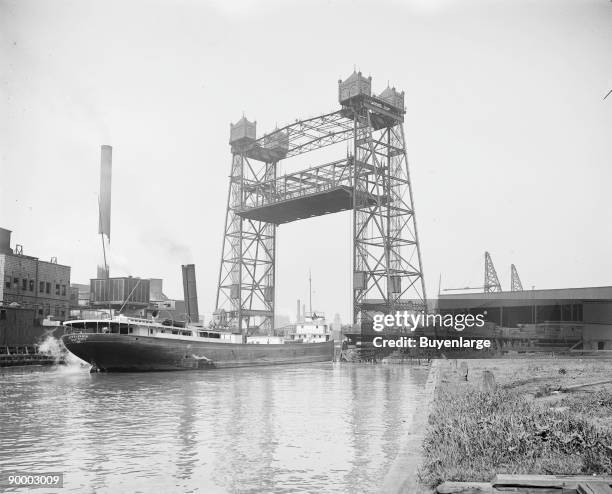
[1,0,611,323]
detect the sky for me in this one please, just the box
[1,0,611,324]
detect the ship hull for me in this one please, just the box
[61,333,334,371]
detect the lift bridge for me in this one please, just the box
[215,71,427,335]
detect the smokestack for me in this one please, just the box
[181,264,199,323]
[97,145,112,278]
[0,228,12,255]
[99,145,112,239]
[296,299,301,323]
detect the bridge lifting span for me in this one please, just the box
[215,71,427,335]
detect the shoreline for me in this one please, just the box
[420,357,612,491]
[382,359,441,493]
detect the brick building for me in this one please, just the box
[0,228,71,319]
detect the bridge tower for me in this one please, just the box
[215,72,427,335]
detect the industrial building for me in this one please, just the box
[438,286,612,350]
[148,277,188,322]
[81,275,196,323]
[88,276,151,317]
[0,227,71,319]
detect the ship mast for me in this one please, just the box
[309,269,312,316]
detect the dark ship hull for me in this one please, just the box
[61,333,334,371]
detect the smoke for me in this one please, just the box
[38,335,63,364]
[156,236,193,263]
[37,334,89,371]
[110,252,132,277]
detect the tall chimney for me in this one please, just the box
[181,264,199,323]
[97,145,112,278]
[98,145,112,239]
[0,228,12,255]
[296,299,301,323]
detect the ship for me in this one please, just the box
[61,315,333,372]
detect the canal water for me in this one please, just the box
[0,363,428,493]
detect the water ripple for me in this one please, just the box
[0,363,427,493]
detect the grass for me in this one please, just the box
[419,359,612,488]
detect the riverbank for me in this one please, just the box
[419,357,612,490]
[382,360,440,493]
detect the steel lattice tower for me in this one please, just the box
[484,251,502,293]
[510,264,523,291]
[215,72,426,335]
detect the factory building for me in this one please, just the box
[148,278,189,322]
[0,228,71,319]
[438,286,612,350]
[89,277,150,316]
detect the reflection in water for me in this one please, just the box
[0,364,427,493]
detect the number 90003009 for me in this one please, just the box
[4,472,63,489]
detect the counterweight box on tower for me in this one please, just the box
[338,71,372,104]
[378,86,405,112]
[229,116,256,147]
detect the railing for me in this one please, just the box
[241,158,354,210]
[0,345,41,355]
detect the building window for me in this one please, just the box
[38,308,43,316]
[60,310,65,318]
[0,310,5,321]
[61,285,66,296]
[55,284,60,296]
[22,279,27,290]
[46,282,50,294]
[39,281,45,293]
[4,276,10,289]
[13,277,19,289]
[29,280,34,292]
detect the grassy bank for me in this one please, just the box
[420,358,612,488]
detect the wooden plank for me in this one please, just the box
[494,475,612,490]
[436,482,492,493]
[493,474,564,488]
[577,483,612,494]
[562,379,612,392]
[489,488,564,493]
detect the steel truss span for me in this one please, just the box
[215,72,426,335]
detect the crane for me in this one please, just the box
[510,264,524,291]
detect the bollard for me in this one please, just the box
[481,370,496,392]
[459,361,469,381]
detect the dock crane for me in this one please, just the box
[484,252,502,292]
[510,264,524,291]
